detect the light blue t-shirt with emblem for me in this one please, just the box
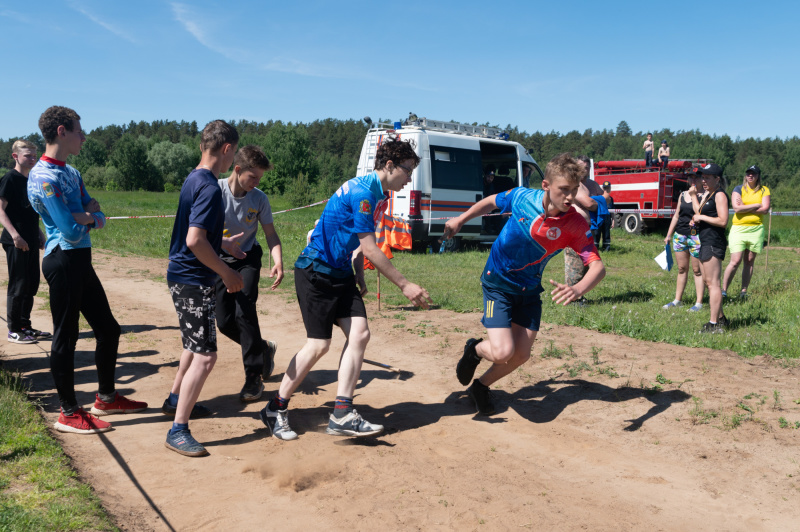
[27,157,105,256]
[218,178,273,254]
[296,172,388,276]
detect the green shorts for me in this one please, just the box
[728,224,765,254]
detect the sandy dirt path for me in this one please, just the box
[1,250,798,531]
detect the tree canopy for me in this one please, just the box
[1,118,799,207]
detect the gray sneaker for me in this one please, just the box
[262,340,277,380]
[326,409,384,437]
[259,404,297,441]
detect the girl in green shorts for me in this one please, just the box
[722,165,771,298]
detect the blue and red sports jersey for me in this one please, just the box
[481,188,601,294]
[296,172,389,274]
[27,156,105,256]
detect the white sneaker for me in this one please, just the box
[326,409,384,437]
[259,405,297,441]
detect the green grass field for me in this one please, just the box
[0,370,117,531]
[89,190,800,360]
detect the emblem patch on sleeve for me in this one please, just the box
[43,183,55,197]
[359,199,372,214]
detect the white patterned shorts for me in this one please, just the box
[168,281,217,353]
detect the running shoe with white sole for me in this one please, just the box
[54,408,112,434]
[90,393,148,416]
[259,404,298,441]
[8,331,37,344]
[326,409,384,437]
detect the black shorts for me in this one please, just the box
[699,244,726,262]
[168,281,217,353]
[295,265,367,339]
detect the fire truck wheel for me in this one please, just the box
[614,213,623,228]
[623,214,644,234]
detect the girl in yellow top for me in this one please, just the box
[722,165,771,298]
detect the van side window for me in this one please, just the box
[430,145,482,191]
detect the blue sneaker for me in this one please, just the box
[721,290,727,298]
[326,409,384,437]
[662,301,683,310]
[165,428,208,457]
[688,303,703,312]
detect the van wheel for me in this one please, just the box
[432,236,461,253]
[623,214,644,234]
[613,213,623,228]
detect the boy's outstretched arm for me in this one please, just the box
[549,260,605,305]
[357,232,432,309]
[441,195,498,240]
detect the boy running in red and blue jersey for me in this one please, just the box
[442,153,606,415]
[27,106,147,434]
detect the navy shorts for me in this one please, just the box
[168,281,217,353]
[480,284,542,331]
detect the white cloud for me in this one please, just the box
[68,1,137,44]
[170,2,367,80]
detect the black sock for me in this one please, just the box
[472,379,488,389]
[333,396,353,418]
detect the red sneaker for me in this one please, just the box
[54,408,112,434]
[90,393,148,416]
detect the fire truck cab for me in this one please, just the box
[592,159,715,234]
[357,117,543,250]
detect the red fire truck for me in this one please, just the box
[592,159,718,234]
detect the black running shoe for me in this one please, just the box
[456,338,482,385]
[239,374,263,403]
[700,322,724,334]
[718,315,729,329]
[467,379,496,416]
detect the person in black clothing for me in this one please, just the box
[0,140,49,344]
[690,163,729,333]
[662,172,705,311]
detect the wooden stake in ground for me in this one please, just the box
[764,208,772,272]
[377,271,381,311]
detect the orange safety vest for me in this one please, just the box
[364,214,412,270]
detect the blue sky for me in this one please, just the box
[1,0,798,141]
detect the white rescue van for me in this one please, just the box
[356,117,543,251]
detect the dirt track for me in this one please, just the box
[1,250,799,531]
